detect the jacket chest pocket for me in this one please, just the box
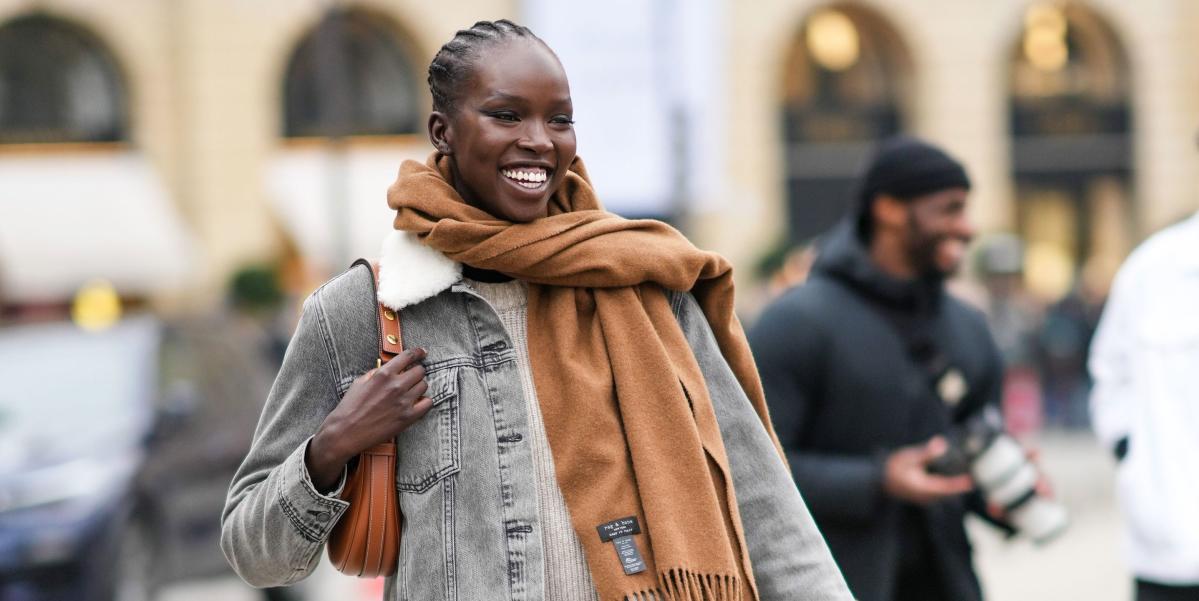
[395,365,461,492]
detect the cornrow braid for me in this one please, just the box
[427,19,542,113]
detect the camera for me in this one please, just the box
[928,408,1069,544]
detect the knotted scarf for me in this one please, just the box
[387,153,784,601]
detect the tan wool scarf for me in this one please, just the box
[387,153,784,601]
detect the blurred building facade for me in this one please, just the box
[0,0,509,309]
[0,0,1196,310]
[721,0,1199,304]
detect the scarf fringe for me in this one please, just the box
[621,568,743,601]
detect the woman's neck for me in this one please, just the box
[463,264,514,283]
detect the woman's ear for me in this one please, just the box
[428,111,453,156]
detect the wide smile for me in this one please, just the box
[935,236,969,269]
[499,166,551,192]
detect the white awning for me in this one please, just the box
[266,143,430,272]
[0,152,196,302]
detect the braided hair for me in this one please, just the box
[427,20,545,113]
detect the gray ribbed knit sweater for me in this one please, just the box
[468,278,601,601]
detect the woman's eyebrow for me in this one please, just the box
[482,91,572,107]
[482,92,526,104]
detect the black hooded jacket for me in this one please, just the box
[748,222,1003,601]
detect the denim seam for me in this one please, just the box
[443,477,458,601]
[278,489,322,544]
[310,293,346,394]
[504,521,528,596]
[398,510,410,601]
[299,480,349,511]
[442,385,460,468]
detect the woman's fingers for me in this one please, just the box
[335,346,434,442]
[392,375,428,402]
[378,347,427,376]
[402,396,435,422]
[386,362,427,394]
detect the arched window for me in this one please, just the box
[282,8,421,138]
[780,4,913,243]
[0,14,128,144]
[1008,3,1132,300]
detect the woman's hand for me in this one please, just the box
[305,348,433,491]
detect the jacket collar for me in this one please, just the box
[376,230,462,311]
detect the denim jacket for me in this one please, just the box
[221,231,852,600]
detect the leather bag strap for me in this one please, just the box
[327,259,402,578]
[370,261,403,364]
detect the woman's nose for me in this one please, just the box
[516,122,552,153]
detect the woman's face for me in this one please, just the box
[430,40,576,223]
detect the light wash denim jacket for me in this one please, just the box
[221,231,853,601]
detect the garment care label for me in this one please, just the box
[596,516,641,542]
[612,535,647,575]
[597,517,647,575]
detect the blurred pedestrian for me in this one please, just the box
[221,19,851,601]
[1038,281,1102,428]
[749,136,1009,601]
[1089,209,1199,601]
[975,235,1046,437]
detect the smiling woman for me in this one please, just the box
[222,19,853,601]
[426,29,576,223]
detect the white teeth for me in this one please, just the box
[501,168,548,184]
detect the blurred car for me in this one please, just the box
[0,314,298,601]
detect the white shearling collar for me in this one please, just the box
[376,230,462,310]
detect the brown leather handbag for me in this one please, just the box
[326,261,403,577]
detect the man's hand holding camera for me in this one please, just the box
[883,436,975,504]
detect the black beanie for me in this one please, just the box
[854,136,971,239]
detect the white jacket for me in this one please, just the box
[1089,211,1199,584]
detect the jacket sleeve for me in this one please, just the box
[1088,265,1137,456]
[747,295,886,525]
[675,293,854,601]
[220,293,350,587]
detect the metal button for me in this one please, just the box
[386,334,398,345]
[314,511,331,522]
[383,309,396,321]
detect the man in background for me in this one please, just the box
[749,136,1005,601]
[1089,209,1199,601]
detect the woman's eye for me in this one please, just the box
[490,112,519,122]
[551,116,575,125]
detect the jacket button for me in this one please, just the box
[314,511,331,522]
